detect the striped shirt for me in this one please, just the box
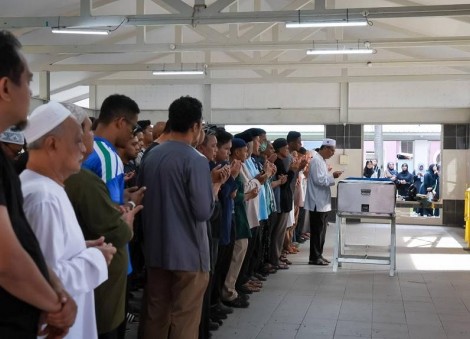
[82,136,132,275]
[82,137,124,205]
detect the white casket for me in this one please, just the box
[337,179,396,215]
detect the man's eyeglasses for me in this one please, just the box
[123,118,141,135]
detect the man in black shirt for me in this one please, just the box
[0,30,76,338]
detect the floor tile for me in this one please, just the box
[128,223,470,339]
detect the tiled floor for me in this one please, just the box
[128,222,470,339]
[211,223,470,339]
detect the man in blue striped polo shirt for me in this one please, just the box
[82,94,141,338]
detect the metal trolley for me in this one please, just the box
[333,179,397,277]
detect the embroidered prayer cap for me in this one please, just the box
[23,101,71,144]
[0,128,25,145]
[321,138,336,148]
[272,138,288,151]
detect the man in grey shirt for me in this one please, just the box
[138,96,214,339]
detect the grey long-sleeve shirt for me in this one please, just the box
[139,140,214,272]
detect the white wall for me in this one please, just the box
[95,80,470,124]
[96,85,204,110]
[349,82,470,108]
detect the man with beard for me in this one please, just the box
[305,139,343,266]
[21,102,114,339]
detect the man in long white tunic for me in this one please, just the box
[304,138,343,265]
[20,102,115,339]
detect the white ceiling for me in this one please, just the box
[3,0,470,104]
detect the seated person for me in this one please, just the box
[384,162,398,181]
[363,160,378,178]
[396,163,414,197]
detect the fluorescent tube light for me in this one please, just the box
[306,48,375,55]
[152,70,205,75]
[52,28,109,35]
[286,21,367,28]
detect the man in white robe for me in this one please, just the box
[20,101,116,339]
[304,138,343,265]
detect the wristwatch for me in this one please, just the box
[260,170,266,175]
[127,201,136,210]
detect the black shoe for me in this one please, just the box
[209,321,220,331]
[238,292,250,301]
[215,302,233,314]
[211,318,223,326]
[253,273,267,281]
[308,259,329,266]
[236,285,253,295]
[210,311,227,320]
[222,296,249,308]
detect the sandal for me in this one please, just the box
[280,257,292,265]
[248,280,263,288]
[242,283,261,292]
[276,263,289,270]
[261,264,277,274]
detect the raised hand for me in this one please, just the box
[121,204,144,227]
[123,171,135,182]
[96,243,117,266]
[125,186,146,205]
[85,236,105,248]
[245,187,259,201]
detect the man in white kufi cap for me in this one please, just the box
[304,138,343,265]
[20,101,116,339]
[322,138,336,148]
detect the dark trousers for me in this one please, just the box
[263,213,275,265]
[309,210,329,261]
[198,273,213,339]
[199,235,218,339]
[257,220,269,272]
[295,207,306,240]
[419,207,433,216]
[249,223,266,275]
[211,241,234,306]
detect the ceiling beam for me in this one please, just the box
[204,0,237,15]
[3,4,470,28]
[22,36,470,54]
[152,0,193,15]
[93,74,470,86]
[112,4,470,25]
[34,59,470,72]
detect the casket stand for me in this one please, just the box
[333,179,397,277]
